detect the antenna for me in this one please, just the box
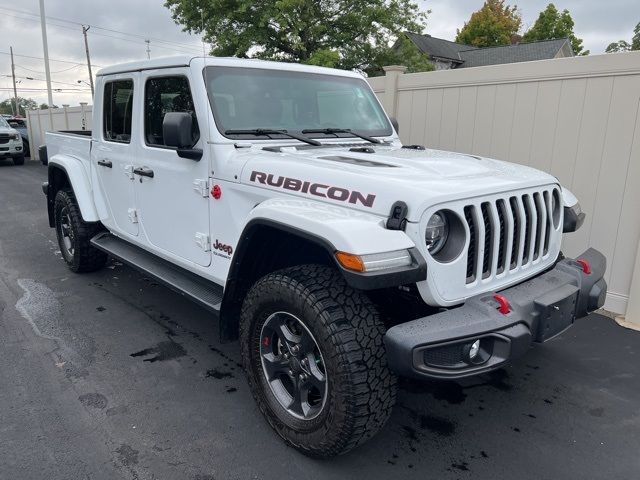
[145,39,151,59]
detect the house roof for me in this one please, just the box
[457,38,572,68]
[405,33,573,68]
[405,33,476,63]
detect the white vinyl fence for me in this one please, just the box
[369,52,640,317]
[26,104,92,159]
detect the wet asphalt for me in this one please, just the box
[1,159,639,479]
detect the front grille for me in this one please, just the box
[0,134,10,144]
[464,188,557,284]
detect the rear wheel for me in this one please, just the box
[240,264,396,457]
[54,189,107,273]
[13,155,24,165]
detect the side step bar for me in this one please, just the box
[90,233,223,315]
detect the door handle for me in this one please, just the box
[97,159,112,168]
[133,167,154,178]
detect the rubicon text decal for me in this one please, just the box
[250,171,376,208]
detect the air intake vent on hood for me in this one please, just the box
[317,156,397,167]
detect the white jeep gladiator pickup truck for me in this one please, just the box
[42,56,607,457]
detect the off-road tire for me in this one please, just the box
[54,188,107,273]
[240,264,397,457]
[13,155,25,165]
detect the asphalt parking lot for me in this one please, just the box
[1,159,639,479]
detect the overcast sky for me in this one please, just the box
[0,0,637,108]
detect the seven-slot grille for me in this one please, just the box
[463,189,558,284]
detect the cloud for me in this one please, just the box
[0,0,636,107]
[422,0,637,53]
[0,0,204,106]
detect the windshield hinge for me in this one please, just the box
[195,232,211,251]
[193,178,210,198]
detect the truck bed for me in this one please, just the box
[45,131,92,164]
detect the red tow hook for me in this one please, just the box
[576,259,591,275]
[494,294,511,315]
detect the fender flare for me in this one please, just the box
[219,198,426,341]
[48,156,99,223]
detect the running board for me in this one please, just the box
[90,233,223,314]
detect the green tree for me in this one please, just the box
[605,40,631,53]
[0,97,38,116]
[606,21,640,53]
[633,22,640,50]
[164,0,433,75]
[455,0,521,47]
[523,3,588,55]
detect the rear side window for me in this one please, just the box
[103,80,134,143]
[144,76,199,147]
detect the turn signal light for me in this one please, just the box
[335,252,366,272]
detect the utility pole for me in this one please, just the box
[39,0,54,107]
[10,47,19,117]
[82,25,94,96]
[145,40,151,59]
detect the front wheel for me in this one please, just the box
[240,265,397,457]
[54,189,107,273]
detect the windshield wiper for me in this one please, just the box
[301,128,383,144]
[225,129,322,147]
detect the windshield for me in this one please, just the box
[0,117,9,128]
[204,66,392,140]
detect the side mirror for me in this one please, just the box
[162,112,202,161]
[163,112,194,149]
[390,116,399,133]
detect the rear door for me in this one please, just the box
[93,75,139,237]
[134,69,211,266]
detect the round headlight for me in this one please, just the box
[425,211,449,255]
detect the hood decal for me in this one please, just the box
[250,170,376,208]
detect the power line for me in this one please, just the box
[1,74,90,88]
[2,6,204,53]
[4,10,202,56]
[15,63,84,74]
[0,51,99,67]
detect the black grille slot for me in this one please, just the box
[496,199,507,274]
[509,197,520,268]
[522,195,532,264]
[481,202,493,279]
[533,193,543,260]
[543,191,551,255]
[464,206,476,283]
[0,133,9,144]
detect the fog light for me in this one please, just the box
[468,339,480,360]
[463,338,491,365]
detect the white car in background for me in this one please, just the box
[0,115,25,165]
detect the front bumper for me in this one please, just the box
[0,143,23,158]
[384,248,607,380]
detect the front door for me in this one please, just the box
[93,75,139,237]
[134,70,211,267]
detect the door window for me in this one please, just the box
[103,80,134,143]
[144,76,199,148]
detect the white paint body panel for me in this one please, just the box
[47,56,574,307]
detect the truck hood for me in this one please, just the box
[239,143,558,222]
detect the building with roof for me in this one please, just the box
[402,32,574,70]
